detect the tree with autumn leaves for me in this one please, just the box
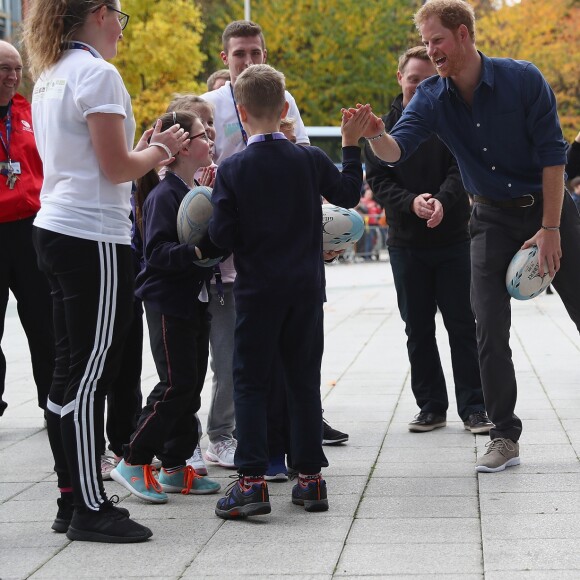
[114,0,207,131]
[478,0,580,142]
[113,0,579,140]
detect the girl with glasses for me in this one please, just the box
[23,0,189,543]
[111,112,222,503]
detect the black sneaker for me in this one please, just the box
[408,412,446,432]
[464,411,494,434]
[322,418,349,445]
[66,501,148,543]
[52,495,74,533]
[215,476,271,520]
[52,494,129,534]
[292,474,329,512]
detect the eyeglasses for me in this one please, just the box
[93,5,130,30]
[190,131,210,143]
[109,7,130,30]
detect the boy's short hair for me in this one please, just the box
[414,0,476,43]
[206,69,230,91]
[222,20,265,53]
[234,64,286,121]
[166,93,214,114]
[398,46,430,73]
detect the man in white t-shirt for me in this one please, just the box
[199,20,347,475]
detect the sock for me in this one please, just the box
[241,475,264,487]
[164,465,186,474]
[299,472,322,484]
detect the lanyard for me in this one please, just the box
[65,41,100,58]
[0,102,12,163]
[229,84,248,146]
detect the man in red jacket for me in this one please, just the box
[0,41,54,417]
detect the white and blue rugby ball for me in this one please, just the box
[176,185,222,268]
[506,246,554,300]
[322,204,365,251]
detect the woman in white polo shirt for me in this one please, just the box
[23,0,189,543]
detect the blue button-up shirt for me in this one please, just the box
[389,52,567,200]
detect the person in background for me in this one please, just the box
[566,129,580,181]
[365,45,492,435]
[0,41,54,421]
[206,69,231,92]
[568,177,580,213]
[24,0,188,542]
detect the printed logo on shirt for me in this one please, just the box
[224,122,241,139]
[20,119,33,133]
[32,79,67,102]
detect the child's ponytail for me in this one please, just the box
[134,111,200,235]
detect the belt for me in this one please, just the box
[473,194,541,208]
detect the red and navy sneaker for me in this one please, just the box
[292,474,329,512]
[215,475,271,520]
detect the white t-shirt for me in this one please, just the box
[32,44,135,244]
[200,81,309,165]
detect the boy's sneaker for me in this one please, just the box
[464,411,494,434]
[158,465,221,495]
[215,475,271,520]
[322,418,349,445]
[264,455,288,482]
[101,451,121,481]
[205,437,237,468]
[292,474,329,512]
[186,444,208,475]
[66,501,152,543]
[111,459,168,504]
[52,495,75,533]
[475,438,520,473]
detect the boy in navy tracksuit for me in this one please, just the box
[208,64,371,519]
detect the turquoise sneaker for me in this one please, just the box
[111,459,168,504]
[159,465,221,495]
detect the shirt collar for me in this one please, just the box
[444,51,494,96]
[247,132,287,145]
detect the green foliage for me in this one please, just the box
[196,0,243,84]
[247,0,421,125]
[114,0,207,132]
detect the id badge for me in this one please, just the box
[0,161,21,174]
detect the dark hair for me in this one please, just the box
[222,20,265,52]
[134,111,200,235]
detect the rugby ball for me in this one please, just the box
[506,246,554,300]
[322,204,365,251]
[176,185,222,268]
[177,186,213,245]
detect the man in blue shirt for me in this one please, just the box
[362,0,580,473]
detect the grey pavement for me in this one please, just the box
[1,257,579,579]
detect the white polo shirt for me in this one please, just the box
[200,81,309,165]
[32,44,135,244]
